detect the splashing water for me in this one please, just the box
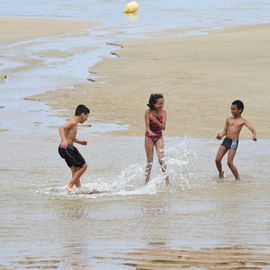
[42,139,219,199]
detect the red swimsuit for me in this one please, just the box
[145,111,163,144]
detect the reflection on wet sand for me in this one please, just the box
[139,197,170,250]
[96,245,270,269]
[11,257,61,269]
[52,199,92,269]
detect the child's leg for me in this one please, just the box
[71,166,81,187]
[144,136,154,183]
[66,163,88,190]
[227,149,240,180]
[155,137,170,185]
[215,145,227,178]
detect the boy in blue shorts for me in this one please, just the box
[215,100,257,180]
[58,104,90,191]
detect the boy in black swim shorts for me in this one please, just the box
[58,104,90,192]
[215,100,257,180]
[58,144,86,169]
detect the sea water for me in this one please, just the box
[0,129,270,269]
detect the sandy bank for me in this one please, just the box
[0,17,98,44]
[0,17,99,87]
[30,24,270,138]
[99,245,270,269]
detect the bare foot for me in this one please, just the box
[165,176,170,185]
[65,185,72,192]
[219,171,224,179]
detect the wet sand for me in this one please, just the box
[29,23,270,139]
[6,245,270,269]
[0,17,99,88]
[0,17,98,44]
[99,245,270,269]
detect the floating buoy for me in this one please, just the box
[123,1,139,13]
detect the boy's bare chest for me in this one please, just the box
[228,119,244,129]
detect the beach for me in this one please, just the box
[1,1,270,269]
[29,23,270,138]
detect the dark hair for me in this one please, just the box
[232,100,244,112]
[147,93,163,110]
[75,104,90,116]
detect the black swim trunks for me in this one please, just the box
[58,144,85,168]
[221,137,239,150]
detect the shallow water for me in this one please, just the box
[1,0,270,31]
[1,129,269,269]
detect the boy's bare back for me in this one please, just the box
[60,119,78,145]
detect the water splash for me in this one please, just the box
[41,139,218,199]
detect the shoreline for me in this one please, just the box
[28,23,270,139]
[0,16,99,83]
[0,16,104,134]
[1,16,269,138]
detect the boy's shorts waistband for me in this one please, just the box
[59,143,73,148]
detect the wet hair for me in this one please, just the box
[232,100,244,112]
[75,104,90,116]
[147,93,163,110]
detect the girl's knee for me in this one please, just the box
[227,161,233,167]
[158,158,166,168]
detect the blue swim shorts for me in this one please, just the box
[221,137,239,150]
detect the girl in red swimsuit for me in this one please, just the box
[145,93,170,185]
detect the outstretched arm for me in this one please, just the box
[244,120,257,141]
[74,138,87,145]
[216,118,228,140]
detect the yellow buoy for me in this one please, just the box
[123,1,139,13]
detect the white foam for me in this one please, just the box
[53,141,209,197]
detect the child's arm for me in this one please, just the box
[145,111,156,136]
[244,120,257,141]
[151,111,167,130]
[216,118,228,140]
[74,138,88,145]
